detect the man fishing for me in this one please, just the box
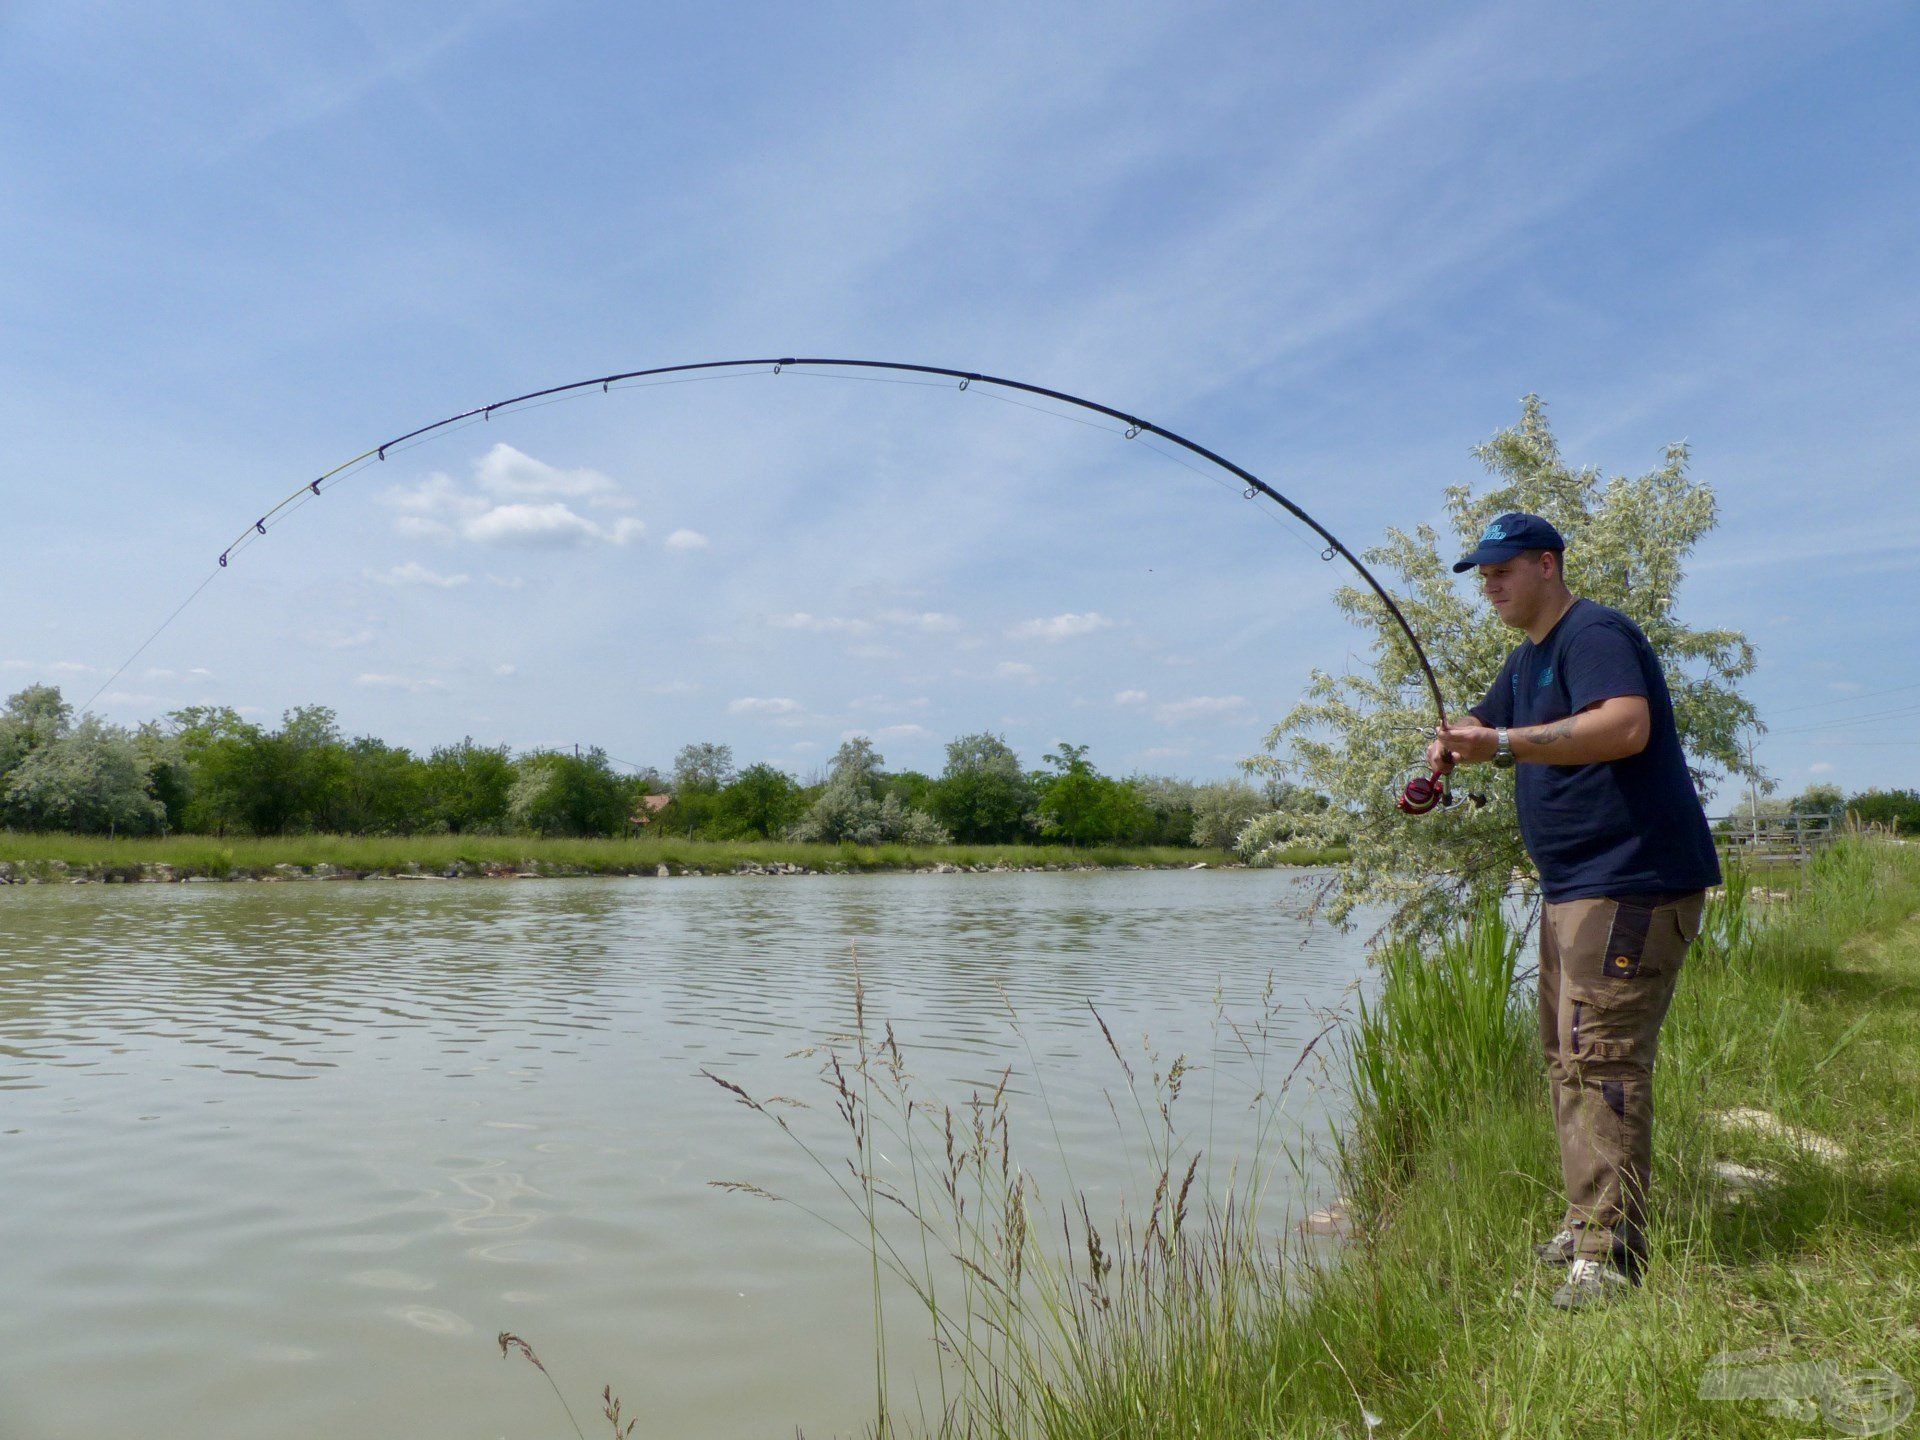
[1427,512,1721,1312]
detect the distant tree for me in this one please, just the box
[1189,780,1268,849]
[278,706,350,832]
[333,736,422,834]
[883,769,937,813]
[931,732,1033,842]
[134,721,191,832]
[0,684,73,778]
[1847,788,1920,832]
[1036,742,1105,846]
[508,748,631,837]
[170,708,270,835]
[790,739,949,844]
[1789,783,1844,817]
[673,742,737,793]
[1125,775,1200,847]
[857,793,950,846]
[419,739,516,833]
[2,715,165,834]
[828,737,884,795]
[711,763,804,839]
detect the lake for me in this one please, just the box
[0,869,1375,1439]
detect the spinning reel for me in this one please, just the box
[1397,764,1488,816]
[1397,767,1453,815]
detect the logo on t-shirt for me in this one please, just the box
[1538,665,1554,688]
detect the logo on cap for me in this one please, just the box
[1482,522,1509,543]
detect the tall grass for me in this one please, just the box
[1335,896,1535,1220]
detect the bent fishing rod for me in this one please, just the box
[180,357,1460,814]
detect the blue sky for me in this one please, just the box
[4,1,1915,799]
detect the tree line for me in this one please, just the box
[0,684,1324,847]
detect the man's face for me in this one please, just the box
[1477,551,1554,629]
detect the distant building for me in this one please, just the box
[630,793,673,829]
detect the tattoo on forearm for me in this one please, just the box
[1525,718,1578,747]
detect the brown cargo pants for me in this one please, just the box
[1539,889,1706,1276]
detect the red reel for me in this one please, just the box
[1397,769,1450,816]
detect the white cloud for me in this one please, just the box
[371,561,470,588]
[473,443,625,505]
[1132,746,1191,763]
[492,663,517,677]
[769,612,874,635]
[354,672,446,694]
[665,528,710,550]
[1155,695,1251,725]
[381,446,643,548]
[1114,688,1148,706]
[50,661,92,674]
[1007,611,1113,642]
[485,574,527,590]
[1810,761,1835,774]
[846,643,902,660]
[994,661,1039,680]
[728,696,804,715]
[871,723,934,742]
[461,503,644,548]
[880,609,963,633]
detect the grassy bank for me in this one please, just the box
[0,832,1346,882]
[898,835,1920,1437]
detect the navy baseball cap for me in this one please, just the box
[1452,512,1565,572]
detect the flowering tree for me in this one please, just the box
[1241,397,1760,937]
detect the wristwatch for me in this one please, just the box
[1493,728,1516,768]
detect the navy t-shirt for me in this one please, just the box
[1468,598,1720,903]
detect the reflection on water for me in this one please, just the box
[0,870,1373,1440]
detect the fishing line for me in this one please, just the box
[79,568,225,714]
[97,355,1458,815]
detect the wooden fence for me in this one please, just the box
[1709,810,1842,864]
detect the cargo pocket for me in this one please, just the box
[1600,898,1659,981]
[1561,897,1670,1063]
[1669,892,1705,946]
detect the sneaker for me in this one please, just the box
[1533,1227,1576,1266]
[1550,1256,1637,1311]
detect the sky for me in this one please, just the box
[3,1,1916,800]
